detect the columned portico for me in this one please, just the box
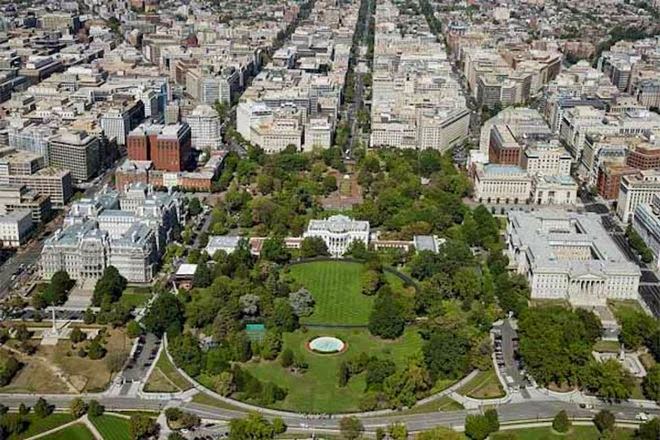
[568,275,607,305]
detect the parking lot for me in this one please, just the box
[493,320,531,399]
[122,333,161,384]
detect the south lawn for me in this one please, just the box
[287,260,412,326]
[242,327,422,413]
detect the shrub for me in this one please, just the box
[553,410,571,433]
[593,409,615,433]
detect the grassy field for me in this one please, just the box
[144,349,192,392]
[89,415,131,440]
[399,396,464,415]
[287,261,412,326]
[41,424,94,440]
[491,426,634,439]
[593,340,622,353]
[288,261,374,325]
[7,413,76,440]
[119,287,152,308]
[242,327,422,413]
[190,392,247,411]
[457,368,505,399]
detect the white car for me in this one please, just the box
[636,412,649,422]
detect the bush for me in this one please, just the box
[33,398,52,418]
[552,410,571,433]
[70,327,86,344]
[87,339,106,360]
[593,409,615,433]
[70,398,87,417]
[465,413,498,440]
[87,400,104,417]
[164,408,182,422]
[280,348,294,368]
[339,416,364,440]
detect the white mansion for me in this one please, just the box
[303,215,370,257]
[506,209,640,305]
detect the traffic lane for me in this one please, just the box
[640,285,660,317]
[641,269,658,284]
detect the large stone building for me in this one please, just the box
[506,209,641,305]
[617,169,660,222]
[0,210,33,248]
[303,215,370,257]
[40,184,182,283]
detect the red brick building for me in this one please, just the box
[627,144,660,170]
[126,123,192,172]
[597,163,638,200]
[488,124,522,165]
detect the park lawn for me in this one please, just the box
[399,396,464,415]
[608,299,644,316]
[41,424,94,440]
[593,340,622,353]
[457,368,505,399]
[491,426,634,440]
[143,366,179,393]
[7,413,76,440]
[288,261,374,325]
[90,415,131,440]
[149,349,192,391]
[190,392,247,412]
[119,287,152,308]
[241,327,422,413]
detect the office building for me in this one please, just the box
[48,131,102,183]
[506,209,641,305]
[0,210,33,248]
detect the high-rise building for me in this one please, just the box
[186,105,222,149]
[48,131,102,182]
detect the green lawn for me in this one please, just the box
[89,415,131,440]
[593,340,622,353]
[191,392,247,412]
[491,426,633,440]
[242,327,422,413]
[119,287,152,308]
[457,368,505,399]
[8,413,76,440]
[41,424,94,440]
[287,261,411,326]
[288,261,373,325]
[399,396,464,415]
[146,349,192,392]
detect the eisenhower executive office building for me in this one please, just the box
[506,209,641,306]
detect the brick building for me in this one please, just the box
[126,123,192,172]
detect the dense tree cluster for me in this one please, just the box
[0,354,21,386]
[228,413,286,440]
[517,306,641,400]
[32,270,74,309]
[207,145,348,237]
